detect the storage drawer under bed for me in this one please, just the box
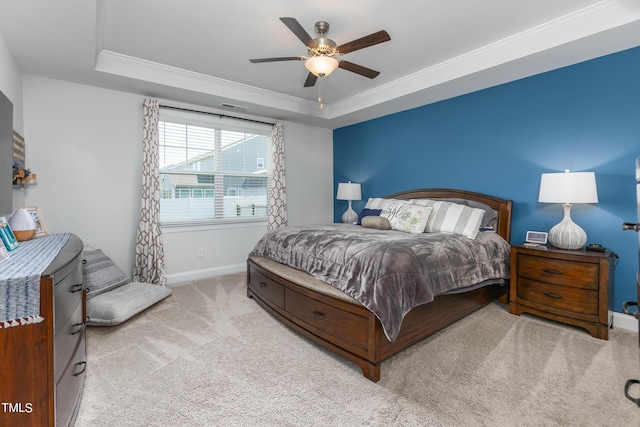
[284,288,369,350]
[248,265,285,310]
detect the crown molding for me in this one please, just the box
[95,49,327,118]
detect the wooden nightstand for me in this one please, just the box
[509,243,615,339]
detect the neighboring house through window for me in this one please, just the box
[158,108,271,225]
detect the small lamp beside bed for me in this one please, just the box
[337,181,362,223]
[538,170,598,250]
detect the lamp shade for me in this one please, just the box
[336,182,362,201]
[305,56,339,77]
[538,171,598,204]
[8,208,36,241]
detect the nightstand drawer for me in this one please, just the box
[518,278,598,315]
[517,253,598,290]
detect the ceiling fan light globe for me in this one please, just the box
[305,56,339,77]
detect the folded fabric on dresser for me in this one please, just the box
[0,233,71,327]
[250,224,510,341]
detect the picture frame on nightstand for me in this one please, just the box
[525,231,548,245]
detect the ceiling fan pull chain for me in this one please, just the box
[318,77,324,109]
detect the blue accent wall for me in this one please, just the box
[334,46,640,312]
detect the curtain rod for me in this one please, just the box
[159,105,275,126]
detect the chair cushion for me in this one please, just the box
[83,249,130,299]
[86,282,172,326]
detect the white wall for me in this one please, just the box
[22,75,334,283]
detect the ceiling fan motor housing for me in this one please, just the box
[310,21,337,57]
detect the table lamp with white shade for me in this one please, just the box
[336,181,362,223]
[538,170,598,250]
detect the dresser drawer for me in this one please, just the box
[285,288,369,350]
[54,300,85,381]
[53,261,83,333]
[518,277,598,315]
[248,267,284,309]
[56,334,86,427]
[517,253,598,290]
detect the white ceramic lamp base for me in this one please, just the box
[341,201,358,224]
[548,203,587,250]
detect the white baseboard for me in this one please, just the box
[613,311,639,333]
[165,263,246,287]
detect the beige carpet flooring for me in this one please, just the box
[75,273,640,426]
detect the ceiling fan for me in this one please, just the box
[249,17,391,88]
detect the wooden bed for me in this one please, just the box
[247,188,512,382]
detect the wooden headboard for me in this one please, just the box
[384,188,513,242]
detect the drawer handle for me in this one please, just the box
[542,269,562,275]
[70,284,83,293]
[543,292,563,299]
[73,361,87,377]
[311,311,325,320]
[259,282,267,288]
[70,322,85,335]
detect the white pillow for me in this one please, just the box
[413,200,485,239]
[392,205,433,234]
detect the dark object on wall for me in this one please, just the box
[0,91,12,216]
[12,131,36,186]
[12,130,24,169]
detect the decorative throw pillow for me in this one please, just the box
[392,205,433,234]
[357,208,382,225]
[364,197,409,227]
[83,249,131,300]
[424,201,485,239]
[410,198,497,230]
[361,215,391,230]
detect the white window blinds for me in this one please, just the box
[158,108,271,225]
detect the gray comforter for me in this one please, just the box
[250,224,510,341]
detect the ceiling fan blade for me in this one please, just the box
[338,61,380,79]
[280,17,318,48]
[249,56,305,63]
[337,30,390,55]
[304,72,318,87]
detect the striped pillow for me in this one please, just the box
[411,200,485,239]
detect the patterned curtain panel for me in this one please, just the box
[269,121,288,230]
[134,99,166,285]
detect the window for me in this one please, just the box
[158,108,271,225]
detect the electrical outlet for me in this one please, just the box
[197,248,204,258]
